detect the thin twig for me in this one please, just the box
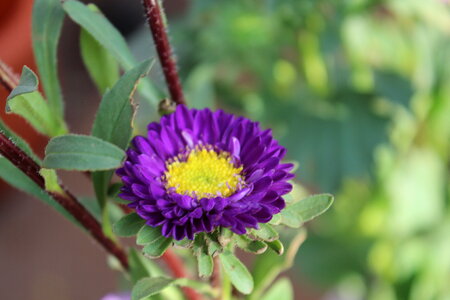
[0,131,129,270]
[142,0,186,105]
[0,60,20,92]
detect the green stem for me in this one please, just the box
[221,272,232,300]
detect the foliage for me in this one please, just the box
[167,0,450,299]
[0,0,335,299]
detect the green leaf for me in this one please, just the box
[92,59,153,148]
[260,278,293,300]
[0,157,79,227]
[235,235,268,254]
[252,223,279,241]
[265,240,284,255]
[0,119,40,162]
[90,59,152,210]
[219,250,254,295]
[6,66,67,137]
[63,0,159,104]
[39,168,64,194]
[175,278,219,298]
[143,236,173,258]
[137,225,163,246]
[197,251,213,278]
[279,209,302,228]
[129,247,177,282]
[43,134,125,171]
[79,4,119,94]
[32,0,65,116]
[113,213,146,237]
[281,194,334,228]
[250,230,307,300]
[131,276,218,300]
[0,121,81,227]
[269,213,282,225]
[80,27,119,94]
[132,277,175,300]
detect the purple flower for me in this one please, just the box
[117,105,294,240]
[100,292,130,300]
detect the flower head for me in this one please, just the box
[117,105,294,240]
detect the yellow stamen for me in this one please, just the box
[164,147,243,198]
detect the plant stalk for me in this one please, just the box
[211,256,222,300]
[141,0,186,105]
[162,249,204,300]
[0,131,130,270]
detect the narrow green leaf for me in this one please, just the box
[113,213,146,237]
[39,168,64,194]
[260,278,293,300]
[43,134,125,171]
[235,235,268,254]
[92,59,152,148]
[281,194,334,228]
[269,213,282,225]
[80,6,119,94]
[32,0,65,116]
[252,223,279,241]
[219,250,254,295]
[279,209,302,228]
[128,248,163,284]
[63,0,160,104]
[90,59,152,210]
[175,278,219,298]
[265,240,284,255]
[0,157,78,227]
[0,120,40,162]
[197,251,213,277]
[207,240,222,256]
[250,230,307,300]
[137,225,163,246]
[6,66,67,137]
[143,236,173,258]
[132,277,175,300]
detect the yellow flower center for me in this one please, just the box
[164,147,243,198]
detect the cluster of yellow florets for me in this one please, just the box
[164,147,243,198]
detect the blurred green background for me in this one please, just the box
[161,0,449,299]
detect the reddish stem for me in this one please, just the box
[0,131,129,271]
[142,0,186,105]
[162,249,204,300]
